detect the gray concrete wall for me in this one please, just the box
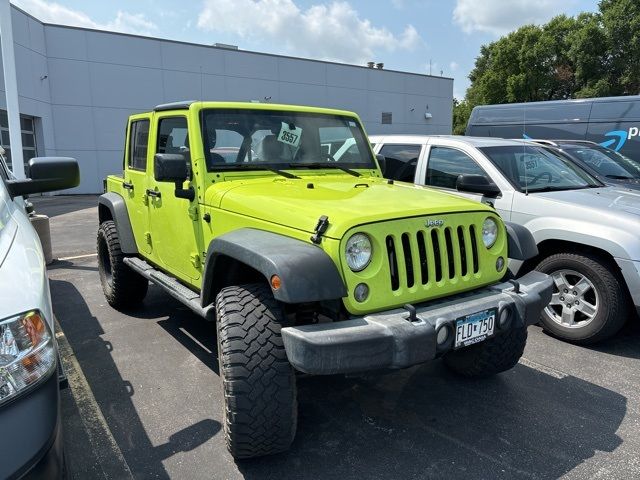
[1,5,453,193]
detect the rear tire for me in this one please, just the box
[215,283,297,459]
[97,220,148,309]
[536,252,628,344]
[443,327,527,378]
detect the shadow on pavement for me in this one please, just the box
[51,279,220,479]
[235,364,626,480]
[583,318,640,360]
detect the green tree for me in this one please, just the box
[455,0,640,133]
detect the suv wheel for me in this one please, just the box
[443,326,527,377]
[215,283,297,459]
[536,252,628,344]
[97,220,148,309]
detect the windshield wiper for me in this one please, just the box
[527,185,596,193]
[605,174,636,180]
[289,162,361,177]
[210,163,299,179]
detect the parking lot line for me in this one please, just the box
[58,253,99,261]
[55,317,134,480]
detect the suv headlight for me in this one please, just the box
[482,218,498,248]
[345,233,372,271]
[0,311,55,406]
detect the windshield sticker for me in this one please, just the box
[278,122,302,148]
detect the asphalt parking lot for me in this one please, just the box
[35,195,640,480]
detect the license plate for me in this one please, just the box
[454,308,496,348]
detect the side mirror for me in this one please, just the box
[154,153,195,201]
[154,153,189,182]
[456,174,501,197]
[375,154,386,174]
[6,157,79,198]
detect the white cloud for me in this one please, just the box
[449,61,459,72]
[11,0,157,35]
[453,0,568,36]
[197,0,423,64]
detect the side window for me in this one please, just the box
[128,120,150,171]
[379,144,420,182]
[157,117,189,159]
[426,146,487,189]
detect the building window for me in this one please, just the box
[381,112,392,124]
[0,110,38,172]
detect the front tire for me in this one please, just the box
[215,284,297,459]
[443,327,527,378]
[97,220,148,309]
[536,252,628,344]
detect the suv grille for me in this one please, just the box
[385,225,480,291]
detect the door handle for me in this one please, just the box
[123,181,134,190]
[146,189,161,198]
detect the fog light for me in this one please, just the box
[496,256,505,271]
[436,326,449,346]
[354,283,369,302]
[499,307,511,328]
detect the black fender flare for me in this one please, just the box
[201,228,347,306]
[98,192,138,254]
[505,221,538,261]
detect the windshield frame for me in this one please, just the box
[199,108,377,173]
[479,144,603,193]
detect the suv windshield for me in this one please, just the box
[480,145,600,192]
[565,145,640,180]
[201,109,375,172]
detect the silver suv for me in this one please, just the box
[370,135,640,344]
[0,148,78,478]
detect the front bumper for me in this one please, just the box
[615,258,640,312]
[281,271,553,375]
[0,371,63,480]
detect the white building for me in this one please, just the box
[0,4,453,193]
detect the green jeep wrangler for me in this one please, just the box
[97,101,552,459]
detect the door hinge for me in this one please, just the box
[190,253,201,269]
[188,205,198,220]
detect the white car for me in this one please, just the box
[0,147,78,479]
[370,134,640,344]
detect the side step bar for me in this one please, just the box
[123,257,215,321]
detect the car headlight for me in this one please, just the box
[345,233,372,272]
[0,311,55,406]
[482,217,498,248]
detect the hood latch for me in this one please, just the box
[310,215,329,244]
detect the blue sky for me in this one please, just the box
[12,0,600,99]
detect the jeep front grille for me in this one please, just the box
[385,225,480,291]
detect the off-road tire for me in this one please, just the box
[215,284,297,459]
[536,252,628,344]
[443,327,527,378]
[97,220,148,309]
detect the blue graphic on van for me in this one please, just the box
[599,130,627,151]
[522,133,532,139]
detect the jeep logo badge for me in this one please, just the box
[426,219,444,228]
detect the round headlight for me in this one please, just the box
[482,217,498,248]
[345,233,372,272]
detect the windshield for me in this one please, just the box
[565,146,640,179]
[201,109,375,172]
[480,145,600,192]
